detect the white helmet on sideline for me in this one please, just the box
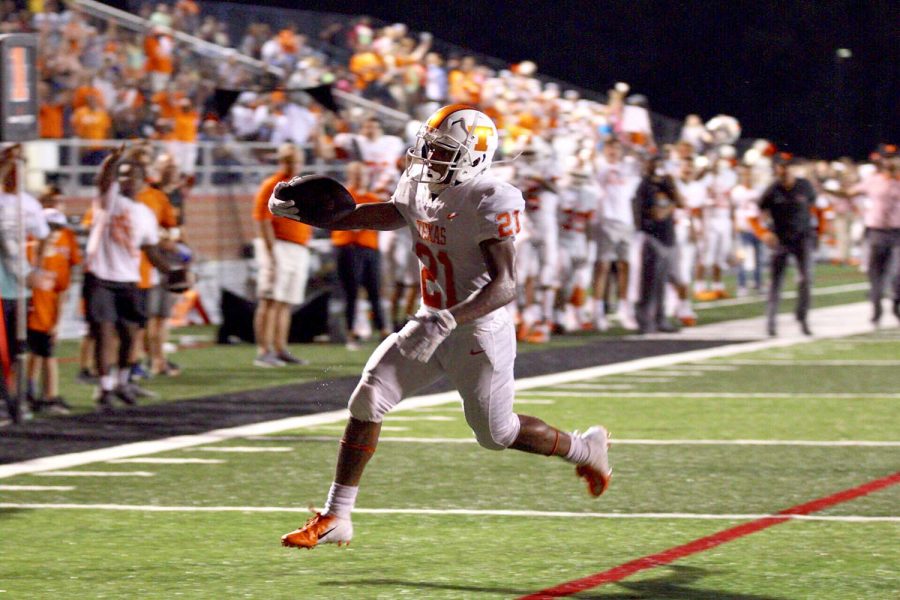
[406,104,499,186]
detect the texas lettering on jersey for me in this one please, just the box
[391,174,525,311]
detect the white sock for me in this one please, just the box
[595,300,606,321]
[323,482,358,519]
[712,281,725,291]
[564,433,591,465]
[540,288,556,322]
[100,373,117,392]
[117,367,130,387]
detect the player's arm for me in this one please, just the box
[96,145,125,201]
[328,202,406,231]
[449,237,517,326]
[749,190,777,247]
[141,243,173,274]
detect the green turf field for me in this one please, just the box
[2,329,897,599]
[39,262,871,415]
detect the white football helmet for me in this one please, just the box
[406,104,499,185]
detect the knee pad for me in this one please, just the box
[469,412,520,451]
[348,380,394,423]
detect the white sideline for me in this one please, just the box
[276,436,900,447]
[0,503,896,523]
[34,471,155,477]
[519,392,900,399]
[108,458,225,464]
[718,360,900,366]
[0,485,75,491]
[0,302,885,479]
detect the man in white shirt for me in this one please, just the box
[593,139,641,331]
[86,146,176,411]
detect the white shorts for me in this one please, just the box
[595,219,634,262]
[702,220,733,269]
[348,309,521,450]
[255,238,310,305]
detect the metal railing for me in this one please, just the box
[22,138,348,196]
[72,0,413,128]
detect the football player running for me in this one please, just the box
[271,105,612,550]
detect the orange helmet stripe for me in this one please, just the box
[426,104,478,129]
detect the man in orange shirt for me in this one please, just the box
[169,97,199,175]
[26,207,82,415]
[251,144,310,367]
[135,178,179,378]
[72,94,112,184]
[144,26,175,92]
[332,162,386,350]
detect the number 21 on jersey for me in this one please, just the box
[416,243,457,309]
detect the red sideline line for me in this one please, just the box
[519,471,900,599]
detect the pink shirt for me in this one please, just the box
[853,173,900,229]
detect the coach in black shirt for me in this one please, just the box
[632,158,680,333]
[756,153,817,336]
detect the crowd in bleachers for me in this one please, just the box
[1,1,897,422]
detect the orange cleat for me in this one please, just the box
[693,290,719,302]
[523,322,550,343]
[281,512,353,550]
[574,426,613,497]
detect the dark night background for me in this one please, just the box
[120,0,898,159]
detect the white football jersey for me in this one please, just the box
[558,183,598,258]
[706,168,737,221]
[732,184,762,232]
[391,174,524,314]
[596,157,641,227]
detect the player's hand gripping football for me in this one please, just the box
[269,177,304,220]
[268,175,356,226]
[396,309,457,363]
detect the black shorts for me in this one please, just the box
[27,329,54,358]
[85,278,146,326]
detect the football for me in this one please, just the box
[272,174,356,227]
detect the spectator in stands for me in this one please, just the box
[1,146,50,423]
[144,25,175,92]
[169,97,200,175]
[251,144,310,368]
[26,200,81,415]
[38,81,66,139]
[333,162,386,350]
[72,94,112,184]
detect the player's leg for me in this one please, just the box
[614,237,638,331]
[442,314,612,497]
[281,334,442,549]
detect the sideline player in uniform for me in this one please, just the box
[272,105,612,549]
[555,169,597,331]
[512,137,559,342]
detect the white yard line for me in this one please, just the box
[668,365,739,372]
[518,391,900,399]
[0,302,883,480]
[0,502,895,523]
[193,446,293,453]
[107,458,225,464]
[0,485,75,491]
[383,415,456,422]
[554,384,636,390]
[717,359,900,366]
[249,435,900,448]
[34,471,155,477]
[695,282,868,310]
